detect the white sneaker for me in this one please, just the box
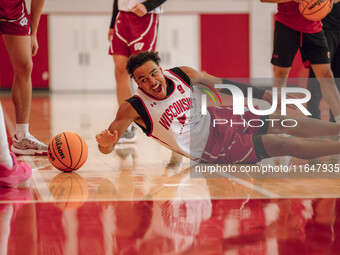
[117,126,137,144]
[11,133,48,156]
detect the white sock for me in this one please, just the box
[0,103,13,168]
[126,125,133,132]
[15,124,29,140]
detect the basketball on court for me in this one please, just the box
[299,0,331,21]
[49,172,89,210]
[48,132,88,172]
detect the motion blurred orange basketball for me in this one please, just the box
[48,132,88,172]
[49,172,89,210]
[299,0,331,21]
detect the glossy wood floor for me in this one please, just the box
[1,92,340,254]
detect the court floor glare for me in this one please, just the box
[1,92,340,254]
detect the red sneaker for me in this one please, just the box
[0,152,32,187]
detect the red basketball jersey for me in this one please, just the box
[275,2,322,33]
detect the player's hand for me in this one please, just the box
[329,0,338,12]
[96,129,118,147]
[131,3,148,17]
[108,28,114,42]
[31,34,39,56]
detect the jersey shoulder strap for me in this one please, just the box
[167,67,192,88]
[126,96,152,135]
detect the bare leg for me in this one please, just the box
[311,63,340,118]
[2,35,33,124]
[113,54,132,105]
[0,205,13,255]
[262,135,340,159]
[273,66,291,89]
[267,115,340,138]
[166,151,183,169]
[272,66,291,114]
[0,103,12,168]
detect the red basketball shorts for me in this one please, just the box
[109,12,159,57]
[0,1,30,35]
[200,106,266,164]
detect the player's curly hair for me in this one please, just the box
[126,51,161,78]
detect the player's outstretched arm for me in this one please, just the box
[96,102,139,154]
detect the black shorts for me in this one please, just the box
[271,21,330,68]
[252,135,270,161]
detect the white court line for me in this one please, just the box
[21,156,40,172]
[220,173,280,198]
[163,183,192,187]
[30,170,53,202]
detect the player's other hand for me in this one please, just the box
[96,129,118,147]
[31,34,39,56]
[131,3,148,17]
[108,28,114,42]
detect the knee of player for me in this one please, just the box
[317,69,335,80]
[264,135,294,155]
[14,60,33,75]
[273,67,289,78]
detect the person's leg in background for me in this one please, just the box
[329,31,340,122]
[2,35,32,133]
[109,13,136,143]
[306,69,322,120]
[307,29,340,122]
[112,53,136,143]
[2,34,48,155]
[114,55,132,106]
[271,22,299,90]
[303,29,340,123]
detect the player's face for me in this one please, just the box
[133,61,167,99]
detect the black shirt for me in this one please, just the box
[322,3,340,31]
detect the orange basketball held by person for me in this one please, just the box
[299,0,332,21]
[48,132,88,172]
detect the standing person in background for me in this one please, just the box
[108,0,166,143]
[260,0,340,123]
[307,1,340,121]
[0,0,47,155]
